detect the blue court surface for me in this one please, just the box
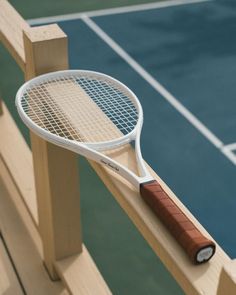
[28,0,236,293]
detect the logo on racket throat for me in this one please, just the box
[100,159,119,171]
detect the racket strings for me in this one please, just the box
[20,74,139,144]
[78,78,138,134]
[22,86,85,141]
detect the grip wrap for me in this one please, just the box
[140,180,215,264]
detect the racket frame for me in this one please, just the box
[16,70,153,190]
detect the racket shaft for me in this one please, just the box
[140,180,215,264]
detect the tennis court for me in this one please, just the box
[1,0,236,294]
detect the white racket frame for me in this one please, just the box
[16,70,154,189]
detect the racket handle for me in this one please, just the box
[140,180,216,264]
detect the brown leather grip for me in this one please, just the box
[140,180,215,264]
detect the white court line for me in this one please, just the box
[28,0,212,26]
[27,0,235,166]
[222,143,236,165]
[82,16,236,166]
[222,142,236,151]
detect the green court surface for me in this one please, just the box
[1,0,236,294]
[8,0,159,18]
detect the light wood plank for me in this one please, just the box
[89,157,230,295]
[23,25,82,279]
[0,237,24,295]
[0,154,112,295]
[55,246,112,295]
[30,134,82,266]
[0,0,29,70]
[217,260,236,295]
[0,158,68,295]
[0,102,38,224]
[23,25,68,81]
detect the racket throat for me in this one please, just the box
[98,155,152,190]
[100,158,120,172]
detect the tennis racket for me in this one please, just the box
[15,70,215,264]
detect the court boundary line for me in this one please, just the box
[222,144,236,165]
[28,0,212,26]
[82,15,235,166]
[27,0,235,166]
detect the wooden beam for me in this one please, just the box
[0,102,38,224]
[55,246,112,295]
[0,0,29,70]
[23,25,68,80]
[23,25,82,279]
[0,153,112,295]
[89,158,230,295]
[0,237,24,295]
[217,260,236,295]
[0,159,68,295]
[30,134,82,275]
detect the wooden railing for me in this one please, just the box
[0,0,235,294]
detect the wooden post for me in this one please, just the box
[217,260,236,295]
[23,25,82,279]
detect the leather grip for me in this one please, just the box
[140,180,215,264]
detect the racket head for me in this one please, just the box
[15,70,143,151]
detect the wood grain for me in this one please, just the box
[23,25,82,279]
[0,159,68,295]
[0,0,29,70]
[0,102,38,224]
[0,237,24,295]
[0,152,112,295]
[23,25,68,81]
[55,246,112,295]
[217,260,236,295]
[89,156,230,295]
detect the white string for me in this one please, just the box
[20,73,139,144]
